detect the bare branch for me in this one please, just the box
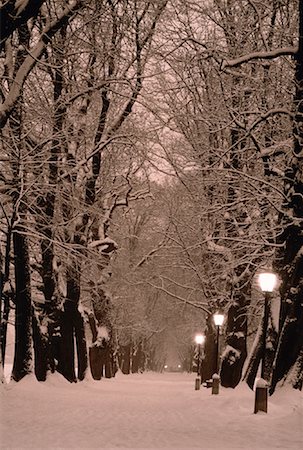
[146,280,211,314]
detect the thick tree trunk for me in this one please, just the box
[201,316,217,382]
[89,346,103,380]
[0,225,13,365]
[121,344,132,375]
[6,23,32,382]
[220,289,249,388]
[33,233,57,379]
[33,26,68,381]
[88,314,103,379]
[1,293,11,367]
[74,309,87,380]
[291,349,303,389]
[59,305,76,382]
[32,315,48,381]
[271,0,303,393]
[243,323,263,390]
[104,347,113,378]
[88,283,116,379]
[58,264,87,382]
[11,231,32,381]
[132,341,145,373]
[243,307,278,389]
[219,73,251,388]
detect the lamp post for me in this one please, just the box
[213,313,225,375]
[258,272,277,379]
[194,333,205,390]
[254,271,277,414]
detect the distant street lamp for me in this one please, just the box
[194,333,205,390]
[258,272,277,379]
[213,313,225,375]
[195,334,205,376]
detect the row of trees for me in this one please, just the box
[0,0,169,382]
[109,0,303,390]
[0,0,302,392]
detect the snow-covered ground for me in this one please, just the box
[1,371,302,449]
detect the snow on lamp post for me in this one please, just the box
[258,272,277,380]
[194,333,205,390]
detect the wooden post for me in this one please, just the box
[212,374,220,395]
[195,377,201,390]
[254,378,268,413]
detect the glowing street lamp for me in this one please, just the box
[195,333,205,375]
[195,333,205,346]
[213,313,225,375]
[213,313,225,327]
[258,273,277,294]
[194,333,205,390]
[258,272,277,379]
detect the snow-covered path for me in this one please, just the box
[1,372,302,449]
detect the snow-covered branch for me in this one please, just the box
[220,46,297,70]
[0,0,83,129]
[59,134,128,180]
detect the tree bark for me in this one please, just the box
[132,341,145,373]
[74,309,87,381]
[11,231,32,381]
[120,344,132,375]
[58,264,87,382]
[220,288,249,388]
[0,224,13,365]
[201,316,217,382]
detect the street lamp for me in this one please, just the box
[213,313,225,375]
[194,333,205,390]
[258,272,277,379]
[195,333,205,375]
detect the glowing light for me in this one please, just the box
[213,313,225,327]
[258,272,277,293]
[195,334,205,345]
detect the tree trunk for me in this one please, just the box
[271,0,303,393]
[243,307,278,389]
[32,26,68,381]
[58,264,87,382]
[243,323,263,390]
[11,231,32,381]
[89,346,103,380]
[121,344,132,375]
[89,283,116,379]
[104,347,113,378]
[59,305,76,382]
[0,225,13,365]
[220,284,250,388]
[132,341,145,373]
[201,316,217,382]
[32,314,48,381]
[74,309,87,380]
